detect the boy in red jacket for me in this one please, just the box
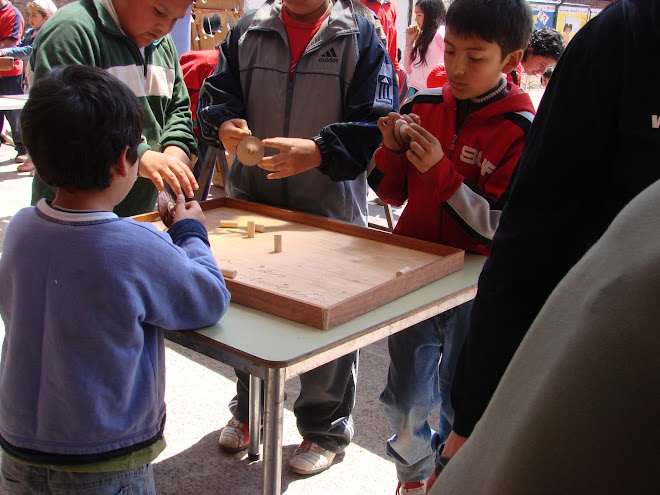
[368,0,535,493]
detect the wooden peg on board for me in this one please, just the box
[221,267,237,279]
[396,266,411,277]
[274,234,282,253]
[247,220,256,238]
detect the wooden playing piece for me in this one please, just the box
[221,267,238,279]
[236,136,264,166]
[247,220,256,238]
[393,119,412,150]
[396,266,412,277]
[273,233,282,253]
[157,190,175,227]
[255,224,265,233]
[220,220,239,228]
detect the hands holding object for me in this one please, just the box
[219,119,321,178]
[157,192,206,228]
[236,136,264,166]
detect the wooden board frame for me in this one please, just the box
[133,198,464,329]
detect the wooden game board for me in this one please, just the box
[134,198,464,329]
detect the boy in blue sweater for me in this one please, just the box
[0,65,231,494]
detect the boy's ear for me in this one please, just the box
[112,146,131,178]
[501,48,524,74]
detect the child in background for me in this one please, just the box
[369,0,535,492]
[508,27,564,92]
[1,0,57,174]
[404,0,446,98]
[29,0,199,217]
[0,65,230,494]
[1,0,56,63]
[0,0,26,164]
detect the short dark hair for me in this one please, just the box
[526,28,565,61]
[446,0,533,59]
[22,65,143,191]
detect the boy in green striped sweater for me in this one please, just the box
[28,0,198,216]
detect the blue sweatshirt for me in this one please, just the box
[0,200,230,459]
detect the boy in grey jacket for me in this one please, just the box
[198,0,397,474]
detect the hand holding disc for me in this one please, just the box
[236,136,264,166]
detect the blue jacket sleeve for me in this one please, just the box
[2,29,34,60]
[316,17,399,181]
[197,14,250,148]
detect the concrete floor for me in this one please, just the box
[0,85,544,495]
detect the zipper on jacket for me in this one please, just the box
[448,133,458,157]
[279,78,296,208]
[448,112,475,160]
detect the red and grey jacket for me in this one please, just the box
[369,82,534,255]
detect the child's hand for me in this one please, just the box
[377,113,421,153]
[378,112,405,152]
[219,119,252,155]
[258,137,321,179]
[139,150,198,198]
[405,123,445,173]
[171,194,206,225]
[405,24,419,46]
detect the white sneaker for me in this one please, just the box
[288,440,337,475]
[218,418,249,452]
[396,480,427,494]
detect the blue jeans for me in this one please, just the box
[379,301,472,482]
[0,75,26,156]
[1,455,156,495]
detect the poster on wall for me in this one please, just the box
[529,1,558,30]
[556,4,590,44]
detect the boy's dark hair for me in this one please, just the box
[22,65,143,191]
[526,28,565,61]
[446,0,533,59]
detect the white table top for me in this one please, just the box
[0,94,27,111]
[186,254,486,371]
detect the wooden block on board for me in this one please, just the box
[221,267,237,279]
[396,267,412,277]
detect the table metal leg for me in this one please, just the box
[248,374,262,461]
[262,367,285,495]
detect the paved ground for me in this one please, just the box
[0,86,544,495]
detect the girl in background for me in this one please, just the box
[1,0,57,174]
[404,0,446,99]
